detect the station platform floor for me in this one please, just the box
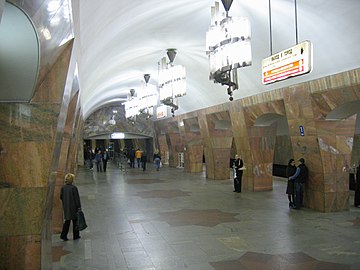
[52,162,360,270]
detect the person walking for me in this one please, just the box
[286,159,296,208]
[102,150,110,172]
[129,148,135,168]
[141,150,147,171]
[233,154,245,193]
[135,148,142,168]
[94,150,103,172]
[153,151,161,171]
[60,173,82,241]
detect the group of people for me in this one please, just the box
[122,148,162,171]
[124,148,147,170]
[84,147,110,172]
[286,158,309,209]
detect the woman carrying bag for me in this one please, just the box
[60,173,83,241]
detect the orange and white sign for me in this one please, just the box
[262,40,313,84]
[156,105,168,119]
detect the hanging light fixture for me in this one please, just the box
[206,0,252,101]
[124,88,139,119]
[138,74,158,119]
[158,48,186,117]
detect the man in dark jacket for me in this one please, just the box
[60,173,82,241]
[233,154,245,193]
[290,158,309,209]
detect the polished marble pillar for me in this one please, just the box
[0,40,76,269]
[182,117,203,173]
[284,75,360,212]
[201,110,233,180]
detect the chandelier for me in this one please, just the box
[158,48,186,117]
[138,74,158,118]
[124,88,139,119]
[206,0,252,100]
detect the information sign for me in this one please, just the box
[262,40,312,84]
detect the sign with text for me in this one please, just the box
[156,105,168,119]
[262,40,313,84]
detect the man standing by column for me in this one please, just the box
[290,158,309,209]
[233,154,245,193]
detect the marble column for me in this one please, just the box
[182,117,203,173]
[0,40,76,269]
[165,132,184,168]
[230,102,253,191]
[200,110,233,180]
[284,79,359,212]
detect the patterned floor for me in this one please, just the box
[52,163,360,269]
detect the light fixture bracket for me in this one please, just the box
[144,74,150,84]
[221,0,233,16]
[167,48,177,64]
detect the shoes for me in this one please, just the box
[74,236,81,240]
[60,236,68,241]
[233,190,236,192]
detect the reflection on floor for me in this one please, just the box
[52,163,360,270]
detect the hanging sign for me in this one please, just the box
[262,40,313,84]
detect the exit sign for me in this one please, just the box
[262,40,313,84]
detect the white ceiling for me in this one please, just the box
[0,0,360,119]
[74,0,360,119]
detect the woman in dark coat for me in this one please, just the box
[286,159,297,208]
[355,161,360,208]
[60,173,82,241]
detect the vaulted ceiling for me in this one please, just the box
[1,0,359,121]
[75,0,360,120]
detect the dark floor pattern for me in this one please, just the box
[210,251,351,270]
[348,217,360,227]
[136,189,191,198]
[52,245,71,262]
[158,208,239,227]
[125,178,163,184]
[52,164,360,269]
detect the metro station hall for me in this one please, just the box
[0,0,360,269]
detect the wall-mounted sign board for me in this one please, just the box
[262,40,313,84]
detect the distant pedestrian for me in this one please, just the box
[355,160,360,208]
[103,150,110,172]
[135,148,142,168]
[233,154,245,193]
[141,151,147,171]
[153,151,161,171]
[94,150,103,172]
[286,159,296,208]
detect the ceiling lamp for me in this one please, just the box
[124,89,139,119]
[206,0,252,101]
[158,48,186,117]
[138,74,158,119]
[108,114,116,125]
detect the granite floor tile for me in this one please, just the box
[53,163,360,269]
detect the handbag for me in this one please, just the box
[76,210,88,231]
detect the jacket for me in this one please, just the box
[60,184,81,220]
